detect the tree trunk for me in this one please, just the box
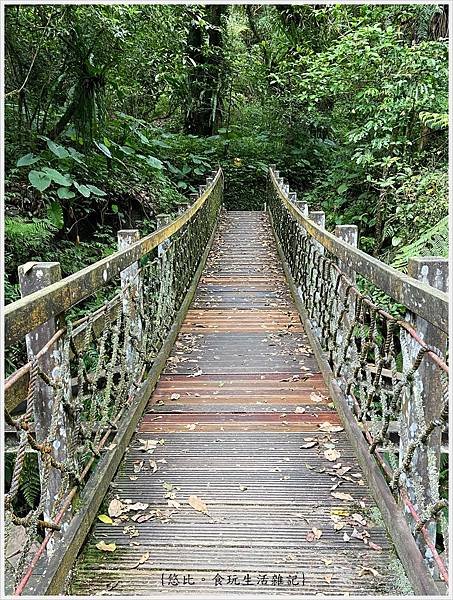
[184,6,227,136]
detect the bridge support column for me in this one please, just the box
[118,230,143,380]
[400,257,448,574]
[18,261,71,551]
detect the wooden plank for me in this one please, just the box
[269,206,440,596]
[269,169,448,333]
[5,169,223,347]
[22,208,222,597]
[69,211,412,598]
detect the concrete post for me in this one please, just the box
[117,230,142,377]
[400,257,448,572]
[334,225,359,283]
[156,214,171,257]
[308,211,325,255]
[18,262,71,547]
[296,201,309,217]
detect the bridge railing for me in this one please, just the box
[267,166,449,595]
[3,168,224,595]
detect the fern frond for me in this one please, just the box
[19,453,41,509]
[391,216,449,271]
[419,111,448,130]
[5,217,56,251]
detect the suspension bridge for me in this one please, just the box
[3,168,449,596]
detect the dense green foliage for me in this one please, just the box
[5,3,449,309]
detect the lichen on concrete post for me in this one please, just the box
[18,261,71,551]
[117,230,142,378]
[156,214,171,257]
[399,256,448,574]
[334,225,358,283]
[308,211,325,255]
[333,226,359,406]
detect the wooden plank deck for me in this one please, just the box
[70,211,411,596]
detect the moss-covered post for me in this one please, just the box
[400,257,448,573]
[18,262,71,548]
[117,230,142,377]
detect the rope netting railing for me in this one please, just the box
[3,169,223,594]
[267,167,449,588]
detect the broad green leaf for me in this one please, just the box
[42,167,72,186]
[95,141,112,158]
[28,170,51,192]
[74,181,91,198]
[337,184,348,194]
[146,156,163,169]
[17,153,41,167]
[87,184,107,197]
[57,187,75,199]
[137,131,150,144]
[111,204,119,214]
[46,139,69,159]
[167,162,182,175]
[120,145,135,155]
[177,181,188,189]
[47,201,64,229]
[68,147,85,164]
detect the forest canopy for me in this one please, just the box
[4,3,449,318]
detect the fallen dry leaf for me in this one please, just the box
[128,502,149,512]
[319,422,344,433]
[123,524,139,538]
[306,527,323,541]
[133,460,144,474]
[324,449,341,462]
[96,541,116,552]
[358,566,381,577]
[352,513,367,526]
[310,392,325,403]
[188,495,209,515]
[108,498,125,518]
[366,540,383,551]
[331,492,354,502]
[324,574,333,584]
[131,552,150,569]
[301,441,318,449]
[170,393,180,401]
